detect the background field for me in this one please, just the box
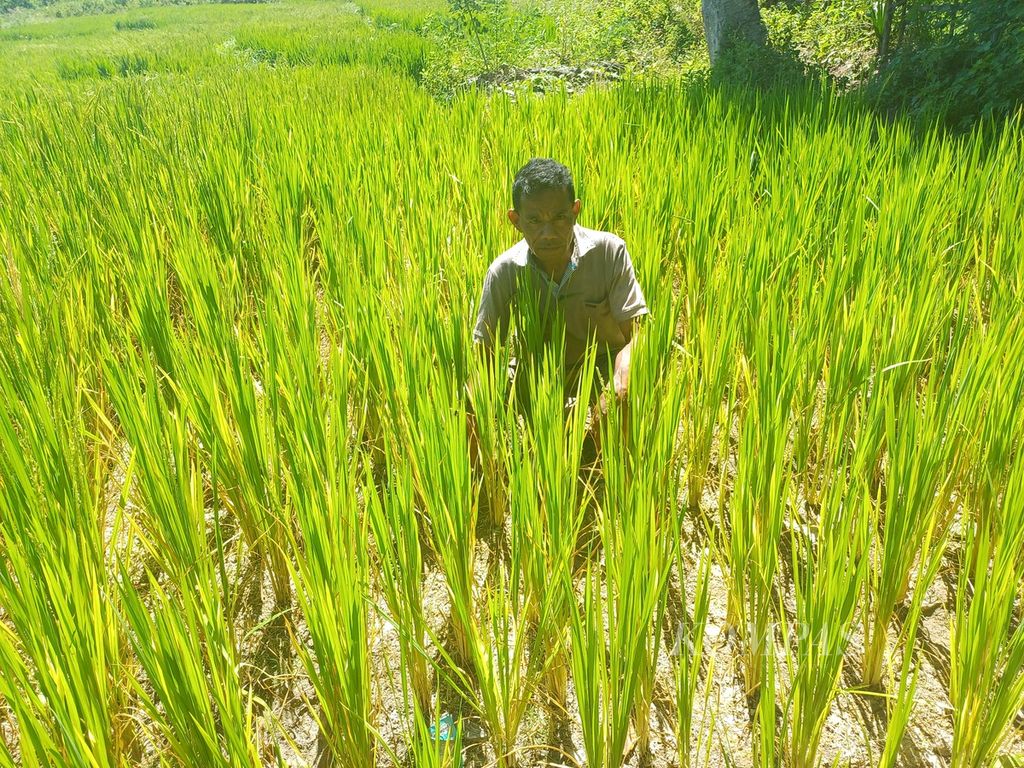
[1,1,1023,767]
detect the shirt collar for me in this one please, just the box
[572,224,597,258]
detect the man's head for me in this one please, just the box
[508,158,582,264]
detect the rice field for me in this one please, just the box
[1,2,1023,767]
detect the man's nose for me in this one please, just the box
[538,221,558,239]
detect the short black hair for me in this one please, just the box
[511,158,575,211]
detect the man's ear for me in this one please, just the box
[572,199,581,217]
[507,209,521,231]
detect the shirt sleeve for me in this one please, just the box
[607,237,649,324]
[473,262,515,348]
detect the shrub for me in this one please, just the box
[115,17,156,30]
[870,0,1024,128]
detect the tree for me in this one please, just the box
[701,0,767,66]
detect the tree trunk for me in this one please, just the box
[701,0,767,67]
[877,0,898,63]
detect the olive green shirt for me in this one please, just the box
[473,224,648,364]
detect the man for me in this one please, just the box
[473,157,649,410]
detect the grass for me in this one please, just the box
[0,0,430,83]
[0,1,1023,766]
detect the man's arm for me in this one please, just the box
[613,317,637,399]
[468,261,514,423]
[605,236,647,400]
[473,263,514,351]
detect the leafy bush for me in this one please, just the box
[1,0,34,12]
[56,51,151,77]
[870,0,1024,128]
[621,0,704,66]
[708,32,817,91]
[420,0,549,95]
[420,0,707,96]
[762,0,875,86]
[541,0,705,68]
[115,16,155,29]
[532,0,632,63]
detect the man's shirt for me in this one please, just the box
[473,224,649,364]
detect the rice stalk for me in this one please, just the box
[0,336,134,767]
[569,328,677,766]
[280,344,377,768]
[949,456,1024,768]
[783,420,870,768]
[726,286,797,696]
[861,370,960,687]
[673,547,713,768]
[508,340,594,710]
[365,449,433,719]
[401,361,479,667]
[109,355,265,766]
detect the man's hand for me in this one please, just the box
[590,318,639,455]
[594,317,637,417]
[613,341,631,400]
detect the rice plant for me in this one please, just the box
[366,448,433,719]
[673,546,714,768]
[950,455,1024,768]
[0,12,1021,764]
[401,359,479,667]
[0,330,133,768]
[277,335,377,768]
[108,351,265,767]
[860,366,961,687]
[783,422,870,768]
[725,277,798,697]
[569,318,679,766]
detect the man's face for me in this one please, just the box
[508,187,582,262]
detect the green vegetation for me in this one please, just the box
[0,1,430,84]
[0,0,1023,766]
[415,0,1021,125]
